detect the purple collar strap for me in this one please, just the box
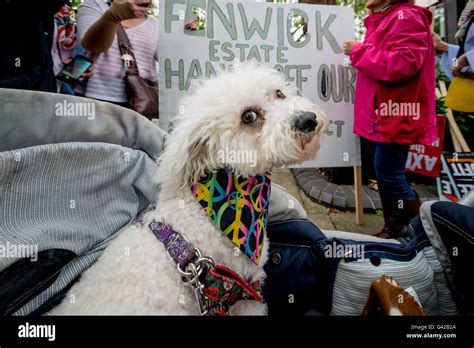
[136,209,264,315]
[148,220,198,268]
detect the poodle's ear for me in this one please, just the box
[188,136,209,166]
[154,121,215,191]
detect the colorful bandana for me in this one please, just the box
[190,168,271,265]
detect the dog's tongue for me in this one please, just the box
[189,168,271,265]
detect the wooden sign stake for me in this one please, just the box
[354,165,364,225]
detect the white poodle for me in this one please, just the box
[51,64,328,315]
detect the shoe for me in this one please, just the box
[375,192,421,239]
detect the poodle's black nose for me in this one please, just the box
[294,112,317,133]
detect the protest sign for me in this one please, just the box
[438,152,474,202]
[158,0,361,168]
[406,115,446,177]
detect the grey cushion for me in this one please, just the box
[0,89,166,315]
[0,89,166,157]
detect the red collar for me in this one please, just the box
[141,216,263,316]
[202,265,263,316]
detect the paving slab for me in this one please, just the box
[299,189,329,214]
[292,169,437,210]
[271,168,385,234]
[329,211,384,235]
[272,169,303,202]
[307,213,336,230]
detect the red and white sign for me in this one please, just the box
[406,115,446,177]
[439,152,474,202]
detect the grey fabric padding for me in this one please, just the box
[0,88,167,158]
[330,246,458,316]
[419,201,458,308]
[0,142,161,315]
[268,183,307,221]
[0,89,167,315]
[459,189,474,207]
[322,230,400,244]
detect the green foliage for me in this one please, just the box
[353,1,366,13]
[336,0,367,40]
[192,6,206,30]
[290,13,308,43]
[435,63,448,115]
[69,0,82,10]
[455,113,473,133]
[436,97,447,115]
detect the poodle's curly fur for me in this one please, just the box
[51,64,328,315]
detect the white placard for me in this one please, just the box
[159,0,361,167]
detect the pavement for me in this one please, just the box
[272,168,384,235]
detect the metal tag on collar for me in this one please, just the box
[177,251,214,315]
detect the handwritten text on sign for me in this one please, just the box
[159,0,361,167]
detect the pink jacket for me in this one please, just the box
[350,3,437,145]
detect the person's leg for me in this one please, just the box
[374,142,415,199]
[361,137,377,184]
[361,137,376,169]
[373,141,420,238]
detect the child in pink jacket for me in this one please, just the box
[343,0,437,238]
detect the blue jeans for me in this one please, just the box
[363,138,416,200]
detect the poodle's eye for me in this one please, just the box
[275,89,286,99]
[241,109,258,124]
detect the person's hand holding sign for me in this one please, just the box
[82,0,152,53]
[452,53,470,77]
[105,0,150,23]
[184,20,198,31]
[342,40,358,55]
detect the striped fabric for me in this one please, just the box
[330,246,458,315]
[0,142,161,315]
[0,88,166,315]
[75,0,159,103]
